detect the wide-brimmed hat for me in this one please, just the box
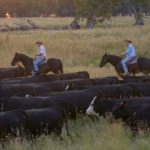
[124,39,132,43]
[35,41,43,45]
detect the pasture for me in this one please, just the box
[0,16,150,149]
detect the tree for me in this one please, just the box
[75,0,119,28]
[122,0,148,25]
[75,0,150,27]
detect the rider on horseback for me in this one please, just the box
[33,41,46,75]
[121,40,136,76]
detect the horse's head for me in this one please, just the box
[11,52,20,66]
[99,53,109,68]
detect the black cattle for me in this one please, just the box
[119,76,150,84]
[128,83,150,97]
[65,77,119,91]
[112,101,150,129]
[0,89,100,119]
[0,110,27,139]
[25,106,71,139]
[70,84,137,98]
[65,83,150,98]
[0,78,95,98]
[93,76,119,85]
[0,106,71,140]
[0,78,122,98]
[86,96,150,117]
[0,67,28,80]
[1,71,89,85]
[46,83,138,98]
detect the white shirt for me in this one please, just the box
[38,45,46,57]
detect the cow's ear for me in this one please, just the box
[93,95,100,103]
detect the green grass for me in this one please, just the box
[0,16,150,149]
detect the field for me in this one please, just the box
[0,16,150,149]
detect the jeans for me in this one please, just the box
[121,56,133,74]
[33,56,44,72]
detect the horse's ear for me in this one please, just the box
[105,53,107,56]
[15,52,18,55]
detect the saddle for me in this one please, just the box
[39,57,47,65]
[127,56,138,64]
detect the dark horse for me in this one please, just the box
[11,53,63,75]
[100,53,150,77]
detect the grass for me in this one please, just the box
[0,16,150,77]
[0,16,150,149]
[1,117,150,150]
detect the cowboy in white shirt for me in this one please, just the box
[121,40,136,75]
[33,41,46,75]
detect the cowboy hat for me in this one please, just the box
[124,39,132,43]
[35,41,43,45]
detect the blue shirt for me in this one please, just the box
[123,43,136,57]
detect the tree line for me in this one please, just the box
[0,0,150,25]
[0,0,75,17]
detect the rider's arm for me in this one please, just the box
[121,45,131,55]
[36,51,43,56]
[35,46,45,56]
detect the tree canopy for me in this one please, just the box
[75,0,150,26]
[0,0,149,26]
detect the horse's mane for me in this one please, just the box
[108,54,121,59]
[17,53,33,60]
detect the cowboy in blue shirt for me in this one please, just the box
[33,41,46,75]
[121,40,136,75]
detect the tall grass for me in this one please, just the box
[2,118,150,150]
[0,17,150,149]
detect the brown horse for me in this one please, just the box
[11,52,63,75]
[99,53,150,77]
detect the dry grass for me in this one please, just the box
[0,17,150,78]
[0,16,150,149]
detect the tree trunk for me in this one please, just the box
[130,3,144,25]
[85,17,94,29]
[123,0,144,25]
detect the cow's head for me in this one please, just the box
[112,100,129,121]
[86,95,105,116]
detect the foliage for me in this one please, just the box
[75,0,119,20]
[0,0,75,17]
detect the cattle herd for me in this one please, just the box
[0,70,150,141]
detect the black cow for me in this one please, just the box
[45,83,138,98]
[0,78,122,98]
[0,106,71,140]
[86,96,150,117]
[0,78,94,98]
[0,90,100,119]
[128,83,150,97]
[65,77,119,91]
[25,106,71,139]
[112,101,150,130]
[0,67,28,80]
[119,76,150,84]
[0,110,27,139]
[1,71,89,85]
